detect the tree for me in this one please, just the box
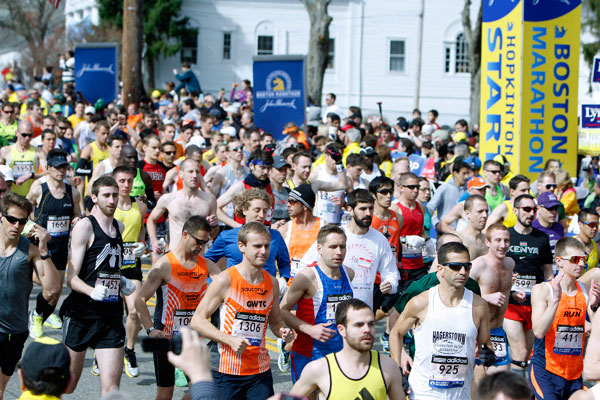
[583,0,600,91]
[98,0,197,89]
[461,0,482,127]
[302,0,332,107]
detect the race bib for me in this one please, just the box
[511,275,536,294]
[173,309,194,336]
[490,334,507,359]
[13,161,33,178]
[290,258,302,279]
[429,355,468,388]
[95,272,120,302]
[326,293,353,322]
[122,242,136,266]
[554,324,584,355]
[231,312,266,346]
[47,215,70,237]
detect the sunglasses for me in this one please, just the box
[57,126,68,130]
[544,184,557,190]
[558,255,587,264]
[288,198,299,205]
[377,188,393,196]
[441,262,472,271]
[542,206,559,212]
[402,185,419,190]
[582,221,599,229]
[19,133,33,138]
[162,151,176,155]
[486,170,502,175]
[3,213,28,226]
[519,206,537,213]
[2,109,13,114]
[230,147,243,152]
[186,231,209,245]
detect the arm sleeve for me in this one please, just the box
[378,237,400,294]
[189,381,219,400]
[273,230,291,279]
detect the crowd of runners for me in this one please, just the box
[0,70,599,400]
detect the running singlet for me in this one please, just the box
[99,158,115,175]
[325,350,387,400]
[587,241,599,271]
[233,180,274,225]
[154,252,208,338]
[502,201,517,228]
[60,215,124,319]
[485,185,504,211]
[89,142,109,172]
[397,203,424,269]
[371,210,401,262]
[33,182,74,253]
[292,265,353,359]
[409,286,477,399]
[114,199,142,269]
[130,168,146,197]
[314,167,344,224]
[285,218,323,284]
[139,159,166,196]
[9,144,38,196]
[218,267,273,375]
[0,236,33,334]
[531,281,588,380]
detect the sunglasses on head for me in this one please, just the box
[582,221,599,229]
[520,206,537,213]
[377,188,393,196]
[441,262,472,271]
[558,255,587,264]
[186,230,209,245]
[402,184,419,190]
[2,213,28,226]
[544,184,557,190]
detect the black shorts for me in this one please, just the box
[0,331,28,376]
[153,348,187,387]
[50,246,69,270]
[373,283,402,313]
[212,369,274,400]
[401,266,429,292]
[62,316,125,352]
[121,259,143,281]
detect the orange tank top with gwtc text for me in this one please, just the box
[286,217,322,285]
[161,252,208,338]
[218,266,274,375]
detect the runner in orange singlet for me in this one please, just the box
[191,222,293,400]
[135,216,221,399]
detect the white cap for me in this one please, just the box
[0,164,14,182]
[84,106,95,114]
[187,135,206,149]
[220,126,237,137]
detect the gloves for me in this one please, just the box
[132,242,146,258]
[479,344,497,367]
[91,285,109,301]
[404,235,426,249]
[120,276,136,296]
[278,277,288,298]
[424,239,437,258]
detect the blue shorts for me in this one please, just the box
[290,351,313,384]
[212,369,274,400]
[530,363,583,400]
[475,326,510,366]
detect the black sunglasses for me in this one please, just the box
[402,184,419,190]
[162,151,176,155]
[187,230,209,245]
[230,147,243,152]
[520,206,537,213]
[377,188,393,195]
[19,133,33,138]
[3,213,28,226]
[441,262,472,271]
[486,170,502,175]
[544,184,557,190]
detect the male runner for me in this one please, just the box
[118,145,155,205]
[0,120,43,196]
[470,224,515,376]
[311,143,347,224]
[483,159,508,212]
[112,166,147,378]
[280,224,355,382]
[486,175,531,229]
[148,159,218,254]
[530,237,600,399]
[0,193,60,400]
[285,151,312,190]
[87,133,127,192]
[505,194,554,376]
[392,242,495,399]
[191,222,294,399]
[570,305,600,400]
[60,176,136,396]
[532,191,564,253]
[77,120,110,186]
[207,139,248,198]
[162,144,208,193]
[535,170,568,232]
[457,194,489,260]
[439,177,488,235]
[578,209,600,284]
[27,150,82,338]
[290,299,404,399]
[135,216,221,400]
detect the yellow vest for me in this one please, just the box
[9,144,38,196]
[325,350,387,400]
[18,391,60,400]
[502,200,517,228]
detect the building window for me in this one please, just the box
[223,32,231,60]
[181,30,198,64]
[327,38,335,69]
[389,40,406,72]
[257,35,273,55]
[445,32,469,74]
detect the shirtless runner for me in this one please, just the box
[147,158,218,255]
[458,194,489,260]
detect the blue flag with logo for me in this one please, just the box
[253,56,306,141]
[75,43,118,104]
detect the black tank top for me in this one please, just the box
[33,182,74,248]
[0,236,32,333]
[61,215,124,319]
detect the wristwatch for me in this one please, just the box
[146,327,155,335]
[40,252,51,260]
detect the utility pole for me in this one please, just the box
[413,0,425,110]
[122,0,143,107]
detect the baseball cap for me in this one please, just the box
[84,106,95,115]
[289,183,316,211]
[187,135,206,149]
[0,164,14,182]
[465,156,482,170]
[151,89,161,99]
[272,155,290,169]
[51,104,62,113]
[20,337,70,381]
[360,146,376,156]
[537,192,561,209]
[467,176,488,190]
[220,126,237,137]
[47,152,69,168]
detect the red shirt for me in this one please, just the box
[397,202,424,269]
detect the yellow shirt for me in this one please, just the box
[342,142,361,166]
[67,114,85,128]
[18,390,60,400]
[9,144,38,196]
[325,350,387,400]
[502,200,517,228]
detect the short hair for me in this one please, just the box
[317,224,346,245]
[464,194,487,212]
[477,371,532,400]
[399,172,419,185]
[327,113,340,122]
[327,92,336,101]
[42,115,56,124]
[112,165,135,178]
[544,159,560,170]
[91,175,118,197]
[346,128,361,143]
[485,223,509,242]
[182,99,195,109]
[509,174,530,191]
[0,192,32,215]
[513,194,535,208]
[428,109,439,118]
[555,237,585,258]
[291,151,311,164]
[369,176,394,194]
[238,221,270,245]
[483,160,502,171]
[185,145,202,158]
[579,208,599,223]
[182,215,212,234]
[335,298,371,328]
[234,188,272,218]
[452,160,470,174]
[142,134,160,146]
[41,129,56,139]
[538,170,555,182]
[181,62,191,69]
[27,99,41,110]
[94,120,110,131]
[107,134,126,147]
[21,367,70,397]
[248,149,274,166]
[346,189,374,209]
[346,153,364,167]
[180,158,200,172]
[438,242,470,265]
[160,141,176,151]
[281,146,299,161]
[455,119,468,129]
[436,233,462,250]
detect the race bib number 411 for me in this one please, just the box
[554,325,584,355]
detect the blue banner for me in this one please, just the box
[253,56,306,141]
[582,104,600,129]
[594,57,600,83]
[75,43,118,104]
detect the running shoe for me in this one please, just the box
[29,312,43,339]
[44,314,62,329]
[277,338,290,372]
[124,347,140,378]
[91,355,99,376]
[380,332,390,354]
[175,367,188,387]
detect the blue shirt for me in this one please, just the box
[204,227,291,278]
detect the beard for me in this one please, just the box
[346,332,374,352]
[354,214,372,228]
